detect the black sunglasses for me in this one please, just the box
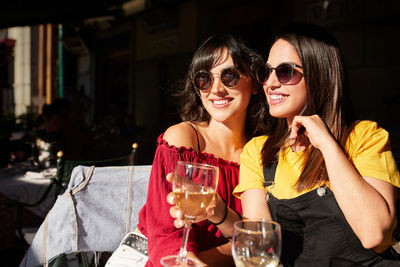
[258,63,303,85]
[192,67,247,91]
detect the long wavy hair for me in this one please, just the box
[261,24,354,191]
[177,33,269,137]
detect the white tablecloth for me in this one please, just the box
[0,167,57,218]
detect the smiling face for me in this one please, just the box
[199,48,256,125]
[264,39,307,125]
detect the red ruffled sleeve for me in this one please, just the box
[138,134,242,267]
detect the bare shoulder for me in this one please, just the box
[163,122,198,149]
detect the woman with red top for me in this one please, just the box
[137,33,268,266]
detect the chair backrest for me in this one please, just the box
[54,142,138,195]
[20,164,152,267]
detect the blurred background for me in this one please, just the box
[1,0,399,165]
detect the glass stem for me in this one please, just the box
[178,219,192,263]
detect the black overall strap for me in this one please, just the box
[263,165,399,266]
[263,162,277,187]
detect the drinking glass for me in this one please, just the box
[160,161,219,267]
[232,219,282,267]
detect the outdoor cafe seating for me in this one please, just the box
[0,137,151,266]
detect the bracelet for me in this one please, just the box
[211,199,228,226]
[218,205,243,240]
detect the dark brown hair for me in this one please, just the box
[177,33,269,137]
[261,24,353,191]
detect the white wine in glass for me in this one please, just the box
[174,188,215,218]
[160,161,219,267]
[232,220,282,267]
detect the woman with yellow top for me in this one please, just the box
[167,23,400,267]
[234,24,400,266]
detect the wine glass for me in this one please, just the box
[160,161,219,267]
[232,219,282,267]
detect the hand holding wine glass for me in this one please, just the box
[232,220,282,267]
[161,161,219,267]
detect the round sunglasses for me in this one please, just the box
[192,67,247,91]
[258,63,303,85]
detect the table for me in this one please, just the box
[0,165,57,218]
[0,164,57,250]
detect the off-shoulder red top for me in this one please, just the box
[138,134,242,267]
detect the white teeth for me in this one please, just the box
[270,95,285,100]
[213,99,229,105]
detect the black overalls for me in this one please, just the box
[263,164,400,267]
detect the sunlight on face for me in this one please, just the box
[264,39,307,125]
[200,48,255,125]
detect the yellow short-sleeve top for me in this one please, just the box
[234,120,400,199]
[233,120,400,252]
